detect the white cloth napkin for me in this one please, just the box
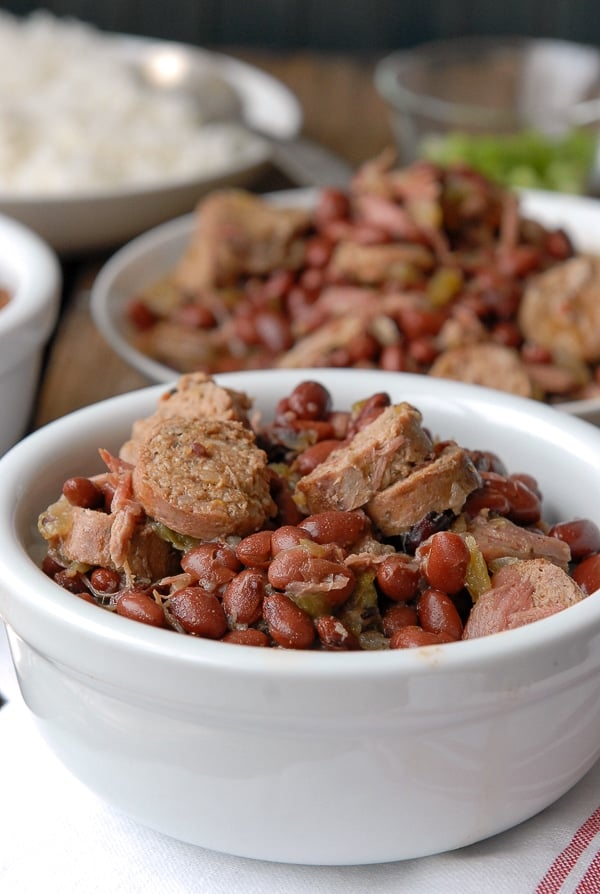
[1,623,599,894]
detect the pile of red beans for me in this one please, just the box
[42,381,600,649]
[126,160,578,390]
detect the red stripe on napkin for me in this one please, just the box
[535,806,600,893]
[574,850,600,893]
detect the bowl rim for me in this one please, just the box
[1,368,600,683]
[0,212,61,342]
[374,35,600,127]
[0,34,303,206]
[89,187,318,384]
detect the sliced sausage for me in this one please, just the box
[121,372,252,464]
[132,416,276,540]
[430,342,534,397]
[367,443,481,536]
[294,402,432,514]
[463,558,586,639]
[519,255,600,363]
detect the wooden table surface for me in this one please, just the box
[33,51,392,429]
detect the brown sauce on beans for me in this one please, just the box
[40,379,600,650]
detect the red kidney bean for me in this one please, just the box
[287,381,332,420]
[572,554,600,594]
[269,473,305,527]
[417,588,463,641]
[376,554,420,602]
[521,342,553,364]
[41,555,64,578]
[268,547,355,607]
[181,543,241,591]
[254,310,294,353]
[382,603,419,637]
[62,476,103,509]
[293,439,343,475]
[263,592,315,649]
[418,531,470,594]
[233,309,260,346]
[236,530,272,568]
[54,569,88,594]
[100,481,116,512]
[315,615,359,650]
[548,519,600,560]
[352,224,390,245]
[300,267,326,293]
[389,626,450,649]
[117,590,166,627]
[304,235,334,268]
[262,268,295,301]
[380,343,408,372]
[479,283,521,320]
[288,418,337,440]
[173,303,216,329]
[396,306,446,341]
[168,587,228,638]
[271,525,314,554]
[320,218,352,244]
[498,244,542,278]
[464,484,511,518]
[401,511,455,554]
[222,569,266,626]
[314,188,351,226]
[510,472,541,499]
[348,392,391,435]
[285,286,320,324]
[346,332,380,364]
[504,477,542,525]
[221,628,270,647]
[467,450,507,475]
[464,471,541,524]
[90,567,121,593]
[329,347,352,367]
[544,228,573,260]
[298,510,367,548]
[492,321,522,348]
[408,335,438,366]
[127,298,157,331]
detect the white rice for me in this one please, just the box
[0,10,265,195]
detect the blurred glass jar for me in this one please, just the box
[374,36,600,193]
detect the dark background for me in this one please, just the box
[0,1,597,51]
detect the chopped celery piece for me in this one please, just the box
[421,128,595,194]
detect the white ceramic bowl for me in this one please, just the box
[0,36,302,256]
[0,214,61,455]
[0,368,600,866]
[90,187,600,426]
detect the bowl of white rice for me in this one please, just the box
[0,11,302,254]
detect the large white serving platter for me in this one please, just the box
[0,35,302,255]
[90,188,600,424]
